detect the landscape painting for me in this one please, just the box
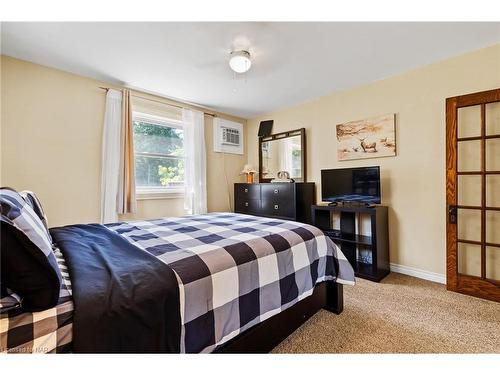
[336,114,396,161]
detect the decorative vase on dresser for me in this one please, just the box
[234,182,315,224]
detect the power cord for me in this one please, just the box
[222,151,232,212]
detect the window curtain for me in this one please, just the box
[101,89,136,223]
[117,89,137,215]
[279,137,294,176]
[182,108,207,215]
[101,89,122,223]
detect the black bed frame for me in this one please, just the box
[214,280,343,353]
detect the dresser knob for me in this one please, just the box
[274,189,279,194]
[244,188,248,193]
[245,202,249,207]
[274,204,279,210]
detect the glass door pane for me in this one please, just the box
[486,247,500,281]
[458,243,481,277]
[458,175,481,206]
[486,211,500,244]
[457,140,481,172]
[486,176,500,207]
[486,138,500,171]
[486,102,500,136]
[458,105,481,138]
[457,209,481,242]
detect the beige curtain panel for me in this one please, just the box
[117,89,137,214]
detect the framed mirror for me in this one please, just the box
[258,128,306,182]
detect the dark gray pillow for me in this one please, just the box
[0,288,22,313]
[0,188,62,311]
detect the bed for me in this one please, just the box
[1,211,354,353]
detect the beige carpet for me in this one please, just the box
[273,273,500,353]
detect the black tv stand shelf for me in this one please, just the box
[312,204,390,282]
[322,229,373,246]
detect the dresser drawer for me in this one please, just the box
[261,183,294,203]
[235,199,261,214]
[234,182,314,223]
[261,200,295,219]
[235,184,261,200]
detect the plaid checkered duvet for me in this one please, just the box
[1,212,354,353]
[1,248,73,353]
[107,212,354,353]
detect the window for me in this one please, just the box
[133,112,184,195]
[290,143,302,178]
[282,136,302,179]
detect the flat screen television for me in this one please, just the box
[321,166,381,204]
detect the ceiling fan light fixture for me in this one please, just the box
[229,50,251,73]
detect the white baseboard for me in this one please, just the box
[390,263,446,284]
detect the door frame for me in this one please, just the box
[446,88,500,302]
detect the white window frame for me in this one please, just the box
[133,111,185,199]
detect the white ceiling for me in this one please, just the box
[2,22,499,118]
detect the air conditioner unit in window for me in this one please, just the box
[221,127,240,146]
[214,118,244,154]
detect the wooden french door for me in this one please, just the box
[446,88,500,302]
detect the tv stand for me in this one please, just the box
[328,201,374,208]
[311,205,389,282]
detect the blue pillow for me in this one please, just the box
[0,188,62,311]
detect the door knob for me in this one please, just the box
[448,205,457,224]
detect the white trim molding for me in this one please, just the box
[136,192,184,200]
[390,263,446,284]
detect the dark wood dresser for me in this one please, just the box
[234,183,315,224]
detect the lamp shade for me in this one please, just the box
[241,164,257,174]
[229,51,251,73]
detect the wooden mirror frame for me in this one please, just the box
[258,128,307,183]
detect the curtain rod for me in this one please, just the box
[99,86,216,117]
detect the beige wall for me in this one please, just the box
[2,45,499,277]
[247,44,500,276]
[1,56,246,226]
